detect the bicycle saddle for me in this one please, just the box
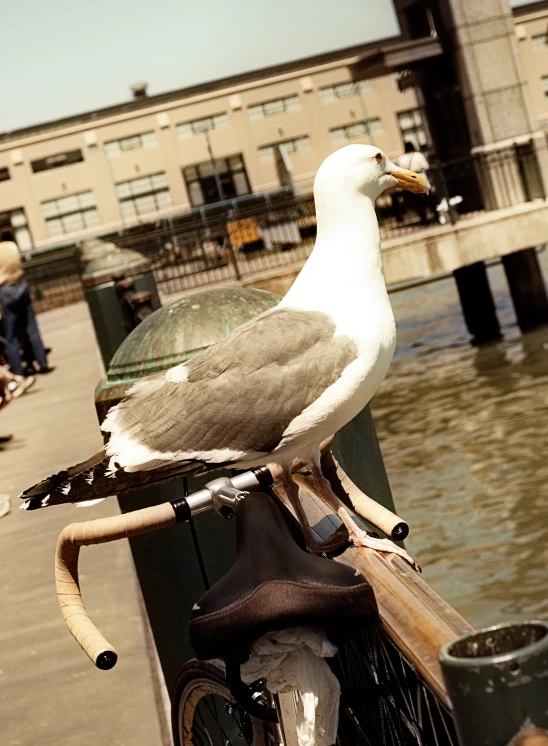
[189,491,377,661]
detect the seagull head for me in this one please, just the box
[314,144,429,202]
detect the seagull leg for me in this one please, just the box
[281,465,349,554]
[282,465,319,548]
[308,457,420,572]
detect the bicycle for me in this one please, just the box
[54,454,467,745]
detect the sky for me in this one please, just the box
[0,0,398,133]
[0,0,533,133]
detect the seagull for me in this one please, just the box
[21,144,427,568]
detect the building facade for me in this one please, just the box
[514,0,548,129]
[0,1,547,252]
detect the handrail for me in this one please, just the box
[272,459,474,709]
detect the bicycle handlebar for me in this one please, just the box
[55,502,178,669]
[54,467,271,669]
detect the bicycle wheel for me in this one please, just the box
[171,659,279,746]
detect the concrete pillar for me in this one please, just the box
[444,0,537,145]
[439,0,548,203]
[453,262,502,344]
[502,248,548,332]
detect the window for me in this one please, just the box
[177,113,229,138]
[258,137,312,161]
[532,33,548,51]
[0,208,32,250]
[330,119,383,143]
[103,131,158,158]
[0,167,9,182]
[31,149,84,173]
[319,81,372,103]
[248,95,301,120]
[397,109,429,150]
[183,155,251,207]
[115,172,172,219]
[41,191,100,238]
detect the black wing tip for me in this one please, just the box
[20,497,42,511]
[20,470,69,500]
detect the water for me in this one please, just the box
[370,251,548,630]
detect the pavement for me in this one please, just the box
[0,302,167,746]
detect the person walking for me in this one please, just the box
[0,233,53,376]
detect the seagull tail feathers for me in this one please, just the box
[20,449,108,510]
[19,450,214,511]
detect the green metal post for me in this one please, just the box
[83,247,161,368]
[439,621,548,746]
[333,404,397,514]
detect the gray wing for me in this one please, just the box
[102,307,357,470]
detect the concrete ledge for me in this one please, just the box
[382,200,548,285]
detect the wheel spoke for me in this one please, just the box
[175,663,275,745]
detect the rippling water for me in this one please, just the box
[370,250,548,629]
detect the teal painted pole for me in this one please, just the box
[333,404,397,514]
[439,621,548,746]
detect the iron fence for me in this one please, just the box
[23,247,83,313]
[116,192,317,295]
[23,141,546,311]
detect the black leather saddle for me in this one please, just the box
[189,491,378,662]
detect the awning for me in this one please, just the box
[349,35,443,80]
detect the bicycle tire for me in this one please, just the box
[171,659,279,746]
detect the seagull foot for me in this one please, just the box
[348,525,421,573]
[305,524,350,556]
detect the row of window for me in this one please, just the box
[176,82,374,135]
[258,117,388,158]
[34,106,429,237]
[38,119,380,238]
[40,159,250,237]
[15,81,379,173]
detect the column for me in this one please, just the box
[502,248,548,332]
[453,261,502,343]
[443,0,548,201]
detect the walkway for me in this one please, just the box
[0,303,167,746]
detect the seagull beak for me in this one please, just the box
[389,169,429,194]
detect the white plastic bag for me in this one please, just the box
[240,627,340,746]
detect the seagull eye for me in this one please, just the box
[373,152,383,164]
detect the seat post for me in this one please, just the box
[225,659,279,723]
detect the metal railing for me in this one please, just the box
[24,141,546,312]
[23,246,83,314]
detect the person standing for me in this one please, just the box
[396,142,432,225]
[0,233,52,376]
